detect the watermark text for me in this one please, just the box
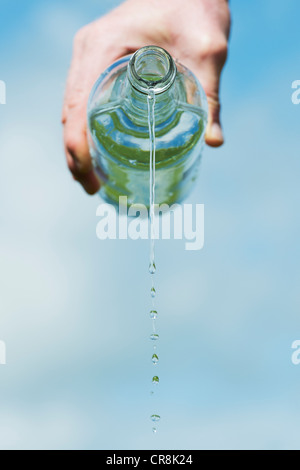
[291,80,300,105]
[0,80,6,105]
[96,197,204,251]
[291,340,300,365]
[0,340,6,365]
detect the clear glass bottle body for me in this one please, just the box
[87,46,208,207]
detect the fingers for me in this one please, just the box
[63,88,101,194]
[205,94,224,148]
[62,24,106,195]
[63,108,101,195]
[188,33,229,148]
[190,63,225,147]
[62,15,129,194]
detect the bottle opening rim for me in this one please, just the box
[128,46,177,95]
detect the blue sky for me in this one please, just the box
[0,0,300,450]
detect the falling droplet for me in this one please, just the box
[152,376,159,385]
[151,414,161,423]
[150,310,158,320]
[152,354,159,365]
[151,287,156,298]
[150,334,159,341]
[149,262,156,275]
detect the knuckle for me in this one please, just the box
[65,134,82,160]
[214,39,228,60]
[197,34,228,61]
[65,136,79,159]
[61,103,68,124]
[65,136,91,174]
[206,95,221,121]
[207,94,221,109]
[61,112,67,125]
[67,157,76,174]
[66,152,77,174]
[66,91,85,112]
[73,25,88,48]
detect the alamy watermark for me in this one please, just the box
[0,340,6,365]
[291,340,300,365]
[0,80,6,105]
[291,80,300,105]
[96,196,204,251]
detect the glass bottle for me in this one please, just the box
[87,45,208,207]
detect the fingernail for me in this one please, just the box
[210,122,223,142]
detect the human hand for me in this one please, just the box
[62,0,231,194]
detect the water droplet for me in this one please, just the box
[149,262,156,275]
[152,354,159,365]
[150,310,158,320]
[151,287,156,298]
[151,414,161,423]
[152,376,159,385]
[150,334,159,341]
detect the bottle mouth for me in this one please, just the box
[128,46,177,95]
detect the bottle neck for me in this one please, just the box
[124,79,176,125]
[124,46,177,125]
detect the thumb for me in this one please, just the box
[188,65,225,147]
[190,41,228,148]
[205,93,224,147]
